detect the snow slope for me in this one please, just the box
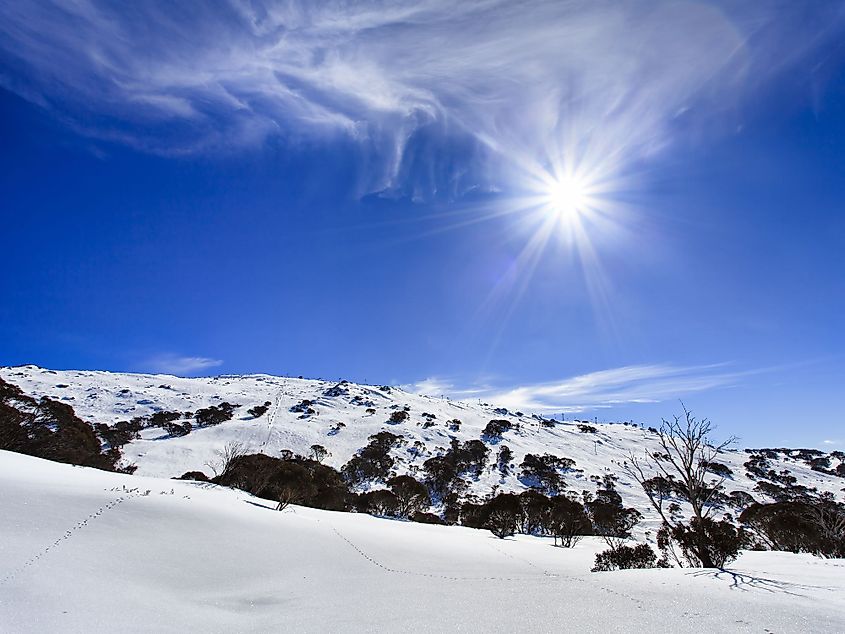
[1,450,844,633]
[2,365,843,538]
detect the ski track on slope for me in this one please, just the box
[258,388,283,452]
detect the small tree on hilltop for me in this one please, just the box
[309,444,330,463]
[623,405,740,568]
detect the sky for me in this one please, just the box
[2,1,845,449]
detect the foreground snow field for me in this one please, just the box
[1,451,843,633]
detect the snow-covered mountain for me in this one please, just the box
[2,364,843,535]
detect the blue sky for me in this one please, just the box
[1,1,844,449]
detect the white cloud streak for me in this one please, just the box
[1,1,841,196]
[142,354,223,376]
[408,362,758,413]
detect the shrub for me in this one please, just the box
[290,400,316,417]
[728,490,756,510]
[519,490,551,535]
[740,497,845,558]
[485,493,523,539]
[411,511,445,525]
[358,489,400,516]
[482,419,512,441]
[657,517,742,568]
[423,455,458,497]
[149,411,182,427]
[578,424,597,433]
[456,439,490,476]
[248,402,271,418]
[592,544,661,572]
[704,461,734,478]
[586,489,642,550]
[162,420,191,437]
[217,453,352,512]
[387,475,431,517]
[519,453,575,494]
[549,495,592,547]
[342,432,404,484]
[177,471,209,482]
[0,378,118,470]
[497,445,513,475]
[95,418,146,449]
[388,410,410,424]
[194,402,237,427]
[459,501,490,529]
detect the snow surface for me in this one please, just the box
[2,365,843,541]
[1,450,844,633]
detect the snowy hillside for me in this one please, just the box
[1,364,843,537]
[1,450,844,633]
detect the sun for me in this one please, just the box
[545,175,590,219]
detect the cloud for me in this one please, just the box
[408,362,758,413]
[142,354,223,376]
[1,2,841,196]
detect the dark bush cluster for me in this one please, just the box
[592,544,662,572]
[95,417,147,449]
[290,400,316,417]
[0,377,120,470]
[461,490,593,543]
[703,460,733,478]
[422,439,490,497]
[740,495,845,558]
[342,431,404,484]
[194,402,238,427]
[497,445,513,475]
[482,419,513,441]
[248,402,271,418]
[323,382,349,397]
[657,517,743,568]
[585,488,642,550]
[388,409,410,424]
[519,453,576,494]
[217,453,352,512]
[578,424,597,434]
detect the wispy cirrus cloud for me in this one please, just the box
[408,362,760,413]
[141,354,223,376]
[1,2,841,197]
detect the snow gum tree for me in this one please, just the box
[623,406,740,568]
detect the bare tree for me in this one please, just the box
[623,405,737,567]
[205,440,246,479]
